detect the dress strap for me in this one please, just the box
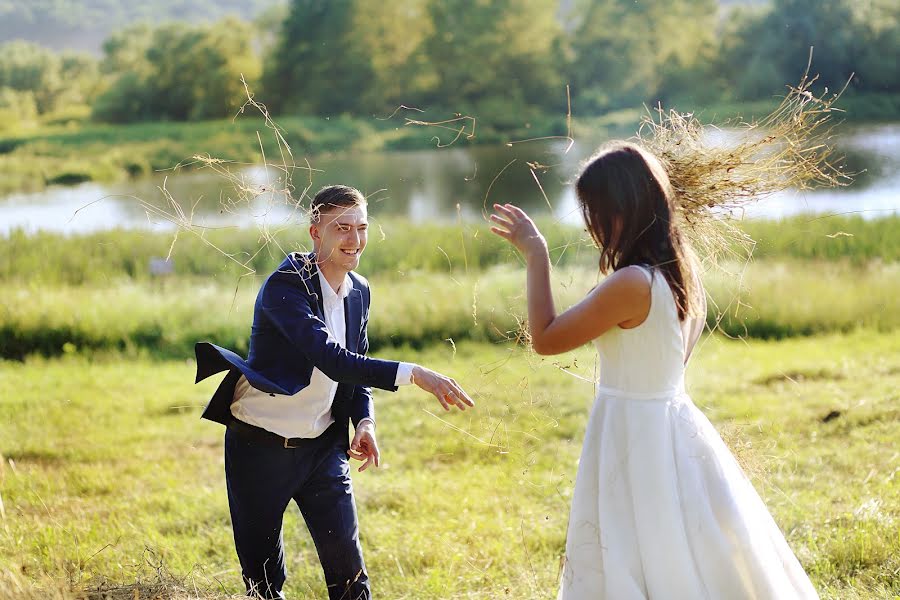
[630,264,654,285]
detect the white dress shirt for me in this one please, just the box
[231,270,414,438]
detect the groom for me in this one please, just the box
[194,185,474,599]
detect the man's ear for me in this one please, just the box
[309,222,320,245]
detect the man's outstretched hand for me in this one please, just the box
[411,366,475,412]
[349,421,380,472]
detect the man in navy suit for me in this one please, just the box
[195,185,474,599]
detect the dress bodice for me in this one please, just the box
[593,266,687,396]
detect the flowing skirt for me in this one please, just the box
[557,390,819,600]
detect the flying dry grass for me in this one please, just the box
[639,63,853,265]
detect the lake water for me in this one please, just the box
[1,123,898,234]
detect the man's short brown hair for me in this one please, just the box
[310,185,366,222]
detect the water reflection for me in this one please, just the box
[742,123,900,219]
[1,124,897,234]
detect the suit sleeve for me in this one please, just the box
[349,286,375,428]
[260,273,399,391]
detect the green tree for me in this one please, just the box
[567,0,717,111]
[349,0,435,113]
[719,0,876,99]
[763,0,860,92]
[851,0,900,93]
[422,0,564,114]
[92,18,261,122]
[265,0,563,117]
[190,19,262,119]
[262,0,375,115]
[99,24,155,76]
[0,41,99,115]
[0,41,63,113]
[0,87,39,131]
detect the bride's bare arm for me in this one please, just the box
[490,203,650,356]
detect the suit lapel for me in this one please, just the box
[309,268,325,316]
[300,251,359,349]
[292,251,325,316]
[345,283,362,352]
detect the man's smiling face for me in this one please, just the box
[311,203,368,273]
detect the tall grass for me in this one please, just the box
[3,215,897,285]
[0,219,591,285]
[2,261,897,360]
[2,216,895,359]
[740,215,900,262]
[706,260,900,339]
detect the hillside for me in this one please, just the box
[1,1,772,54]
[0,0,285,53]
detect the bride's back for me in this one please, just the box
[594,265,698,396]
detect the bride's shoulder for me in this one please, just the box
[609,265,653,288]
[590,265,653,302]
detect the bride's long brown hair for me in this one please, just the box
[576,141,698,321]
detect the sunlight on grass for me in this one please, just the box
[1,331,898,598]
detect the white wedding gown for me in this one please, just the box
[558,266,819,599]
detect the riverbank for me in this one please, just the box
[0,111,577,197]
[2,93,898,197]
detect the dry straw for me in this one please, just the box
[638,57,852,267]
[0,549,243,600]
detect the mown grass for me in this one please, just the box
[3,215,897,285]
[1,260,898,361]
[1,331,898,598]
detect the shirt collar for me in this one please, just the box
[317,269,352,305]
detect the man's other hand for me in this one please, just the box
[348,421,380,472]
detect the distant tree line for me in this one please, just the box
[0,0,284,52]
[0,0,897,128]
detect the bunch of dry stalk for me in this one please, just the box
[638,63,852,265]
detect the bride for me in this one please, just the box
[489,141,819,599]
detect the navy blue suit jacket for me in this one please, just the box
[195,252,400,434]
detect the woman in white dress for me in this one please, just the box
[489,142,819,599]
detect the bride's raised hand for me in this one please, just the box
[489,203,548,259]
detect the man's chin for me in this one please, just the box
[343,256,361,271]
[320,253,361,272]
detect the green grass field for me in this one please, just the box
[1,331,898,599]
[2,213,897,598]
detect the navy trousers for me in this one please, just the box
[224,422,370,600]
